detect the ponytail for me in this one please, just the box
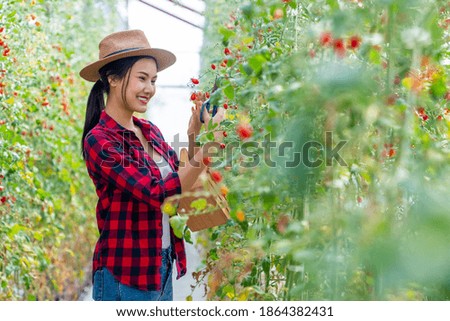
[81,80,105,159]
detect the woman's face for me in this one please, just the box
[113,58,158,114]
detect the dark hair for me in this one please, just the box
[81,56,156,159]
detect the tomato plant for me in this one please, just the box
[192,0,450,300]
[0,0,121,300]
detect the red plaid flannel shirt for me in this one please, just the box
[83,110,186,291]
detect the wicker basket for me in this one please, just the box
[176,148,230,232]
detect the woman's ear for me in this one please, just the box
[108,75,120,88]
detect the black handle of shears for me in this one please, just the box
[199,78,219,123]
[200,100,219,123]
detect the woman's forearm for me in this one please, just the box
[178,145,207,192]
[187,132,199,161]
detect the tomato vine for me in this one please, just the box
[190,0,450,300]
[0,0,121,300]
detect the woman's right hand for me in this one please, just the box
[189,91,226,141]
[202,105,225,125]
[187,99,203,138]
[203,107,225,142]
[202,104,226,142]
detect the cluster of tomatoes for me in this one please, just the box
[315,32,362,58]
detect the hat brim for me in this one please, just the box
[79,48,176,82]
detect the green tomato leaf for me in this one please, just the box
[430,73,447,98]
[219,26,236,43]
[222,284,235,299]
[169,215,189,239]
[223,84,235,100]
[8,224,28,239]
[248,54,267,74]
[184,227,193,244]
[33,232,44,242]
[190,198,207,211]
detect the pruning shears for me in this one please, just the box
[200,79,219,123]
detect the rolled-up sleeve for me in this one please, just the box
[84,132,182,205]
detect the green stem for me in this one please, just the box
[396,48,420,176]
[330,189,338,300]
[385,4,395,97]
[283,205,302,300]
[294,2,299,52]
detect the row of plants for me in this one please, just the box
[0,0,123,300]
[185,0,450,300]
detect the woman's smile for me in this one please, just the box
[137,95,150,105]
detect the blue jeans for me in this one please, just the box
[92,247,173,301]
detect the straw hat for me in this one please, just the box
[79,29,176,82]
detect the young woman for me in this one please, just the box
[79,30,221,301]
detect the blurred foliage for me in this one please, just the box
[0,0,123,300]
[194,0,450,300]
